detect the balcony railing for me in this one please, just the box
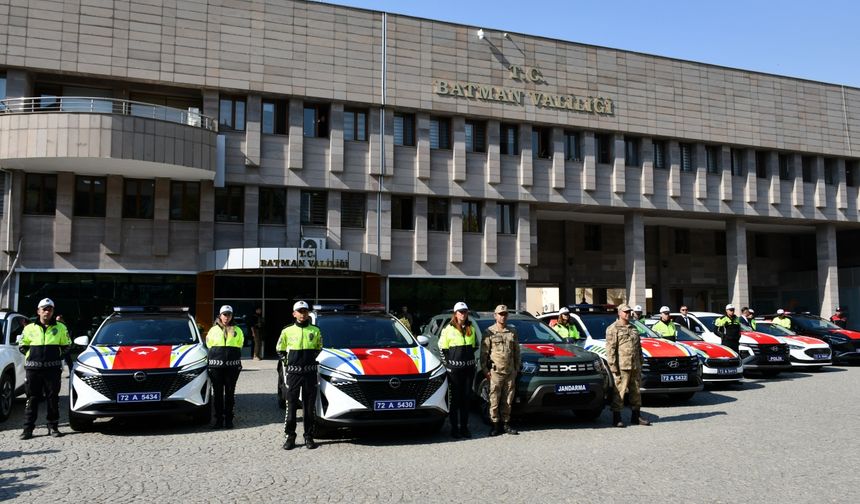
[0,96,217,131]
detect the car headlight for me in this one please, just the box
[787,344,803,351]
[73,361,102,376]
[429,365,447,379]
[180,358,207,372]
[520,361,537,374]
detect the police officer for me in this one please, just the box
[553,307,581,342]
[277,301,323,450]
[651,306,677,341]
[632,305,644,320]
[480,305,520,436]
[714,304,742,354]
[206,305,244,429]
[830,307,848,329]
[773,309,792,329]
[18,298,70,440]
[606,304,651,428]
[740,307,757,330]
[438,301,478,439]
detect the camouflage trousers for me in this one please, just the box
[610,369,642,412]
[488,371,516,423]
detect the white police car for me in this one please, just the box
[0,310,29,422]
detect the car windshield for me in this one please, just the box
[752,323,795,336]
[317,315,415,349]
[474,318,563,344]
[792,316,840,330]
[93,317,198,346]
[696,316,720,332]
[646,320,702,341]
[578,314,619,340]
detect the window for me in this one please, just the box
[214,185,244,223]
[596,134,612,164]
[584,224,601,251]
[262,99,287,135]
[531,127,551,159]
[344,109,367,142]
[625,137,640,166]
[714,231,726,256]
[393,113,415,146]
[500,123,519,155]
[564,131,581,161]
[497,202,516,235]
[0,74,6,110]
[731,148,744,176]
[755,151,769,178]
[824,158,836,185]
[391,196,414,230]
[706,146,720,174]
[653,141,667,169]
[847,161,858,188]
[258,187,286,225]
[801,156,815,183]
[123,179,154,219]
[169,181,200,221]
[74,176,106,217]
[778,154,791,180]
[462,200,482,233]
[755,234,769,258]
[674,229,690,254]
[24,174,57,215]
[679,143,693,172]
[429,117,450,149]
[303,103,329,138]
[464,120,486,153]
[341,192,366,228]
[218,96,246,131]
[300,190,327,226]
[428,198,449,232]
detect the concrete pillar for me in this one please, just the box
[153,178,170,256]
[612,134,626,194]
[449,198,463,263]
[104,175,123,254]
[452,116,466,182]
[668,141,681,198]
[517,203,531,265]
[286,187,301,247]
[726,218,749,308]
[328,102,344,173]
[483,200,497,264]
[814,157,826,208]
[562,221,576,304]
[368,108,381,176]
[379,193,391,260]
[326,191,341,249]
[767,152,781,205]
[414,196,428,262]
[551,128,565,190]
[202,90,219,126]
[365,193,379,256]
[744,148,757,203]
[816,223,839,317]
[719,145,732,201]
[519,124,532,187]
[624,212,646,308]
[382,109,394,178]
[791,153,804,207]
[836,158,848,209]
[53,172,74,254]
[243,185,258,247]
[582,131,596,191]
[287,99,303,170]
[244,94,261,167]
[416,113,430,180]
[640,138,654,196]
[486,120,501,185]
[198,183,214,254]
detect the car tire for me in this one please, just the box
[670,391,696,402]
[0,371,14,422]
[191,401,211,425]
[276,363,287,409]
[478,378,491,425]
[573,405,604,421]
[69,409,94,432]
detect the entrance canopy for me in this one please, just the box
[199,247,382,275]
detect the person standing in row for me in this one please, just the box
[206,305,244,429]
[830,307,848,329]
[740,307,757,330]
[480,305,520,436]
[438,301,478,439]
[675,306,694,331]
[553,307,581,342]
[250,307,265,361]
[651,306,677,341]
[606,304,651,428]
[714,304,741,354]
[277,301,323,450]
[773,309,792,330]
[632,305,644,320]
[18,298,70,440]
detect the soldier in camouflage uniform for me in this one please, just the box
[480,304,521,436]
[606,304,652,428]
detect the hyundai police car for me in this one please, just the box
[643,318,743,383]
[277,307,448,436]
[760,312,860,364]
[751,320,832,369]
[69,307,211,431]
[0,310,29,422]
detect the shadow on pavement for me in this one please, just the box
[0,450,55,500]
[648,410,728,423]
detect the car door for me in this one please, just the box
[9,316,27,388]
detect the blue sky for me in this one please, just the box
[321,0,860,88]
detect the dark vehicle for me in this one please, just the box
[761,312,860,364]
[423,311,610,422]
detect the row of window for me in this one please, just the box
[22,174,517,234]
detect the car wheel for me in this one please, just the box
[276,364,286,409]
[191,401,211,425]
[0,371,13,422]
[69,409,94,432]
[313,420,334,439]
[670,391,696,402]
[573,405,604,421]
[478,378,491,425]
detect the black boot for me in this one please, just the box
[47,426,64,438]
[613,411,625,428]
[489,422,502,437]
[631,409,651,426]
[282,434,296,450]
[210,415,223,429]
[503,423,519,435]
[304,436,318,450]
[19,429,33,440]
[224,417,234,429]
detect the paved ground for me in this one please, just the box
[1,360,858,503]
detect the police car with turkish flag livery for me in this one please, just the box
[751,320,832,369]
[642,318,744,383]
[68,307,211,431]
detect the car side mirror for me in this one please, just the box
[74,335,89,346]
[419,325,426,334]
[694,327,703,333]
[416,335,430,347]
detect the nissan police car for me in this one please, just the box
[539,306,704,401]
[760,312,860,364]
[422,311,610,421]
[751,320,832,369]
[642,318,743,383]
[277,306,448,436]
[0,310,29,422]
[68,307,211,431]
[669,311,791,376]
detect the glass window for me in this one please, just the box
[303,104,329,138]
[429,117,450,149]
[218,96,246,131]
[801,156,814,183]
[24,174,57,216]
[714,231,726,256]
[344,109,367,142]
[462,200,482,233]
[824,158,836,185]
[392,196,414,230]
[706,146,720,174]
[428,198,449,232]
[262,99,287,135]
[393,113,415,146]
[755,151,769,179]
[755,234,768,258]
[497,202,516,235]
[679,143,693,172]
[731,148,744,176]
[653,140,666,169]
[123,179,154,219]
[596,134,612,164]
[500,123,519,155]
[584,224,601,251]
[465,120,486,153]
[300,190,327,225]
[0,73,6,110]
[341,192,366,228]
[847,160,858,188]
[674,229,690,254]
[74,176,106,217]
[169,181,200,221]
[625,137,640,166]
[214,185,244,223]
[778,153,791,180]
[564,131,581,161]
[532,127,551,159]
[258,187,286,225]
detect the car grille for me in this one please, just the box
[77,368,205,399]
[332,376,440,408]
[804,348,831,359]
[746,343,786,355]
[705,357,741,368]
[642,356,698,373]
[538,361,598,376]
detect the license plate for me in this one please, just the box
[767,355,784,362]
[117,392,161,402]
[716,368,736,375]
[813,354,829,360]
[556,383,588,394]
[373,400,415,411]
[660,374,687,383]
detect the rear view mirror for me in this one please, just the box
[416,335,430,347]
[74,335,89,346]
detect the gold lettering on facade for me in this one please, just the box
[435,79,613,116]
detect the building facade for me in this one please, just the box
[2,0,860,348]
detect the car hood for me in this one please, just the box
[831,329,860,340]
[740,331,781,345]
[679,341,738,358]
[78,344,205,370]
[519,343,596,362]
[319,347,440,376]
[780,335,828,346]
[586,338,693,358]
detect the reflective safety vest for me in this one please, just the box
[651,320,677,340]
[553,322,580,341]
[277,323,323,373]
[19,321,70,368]
[439,323,478,369]
[206,323,244,367]
[773,317,792,329]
